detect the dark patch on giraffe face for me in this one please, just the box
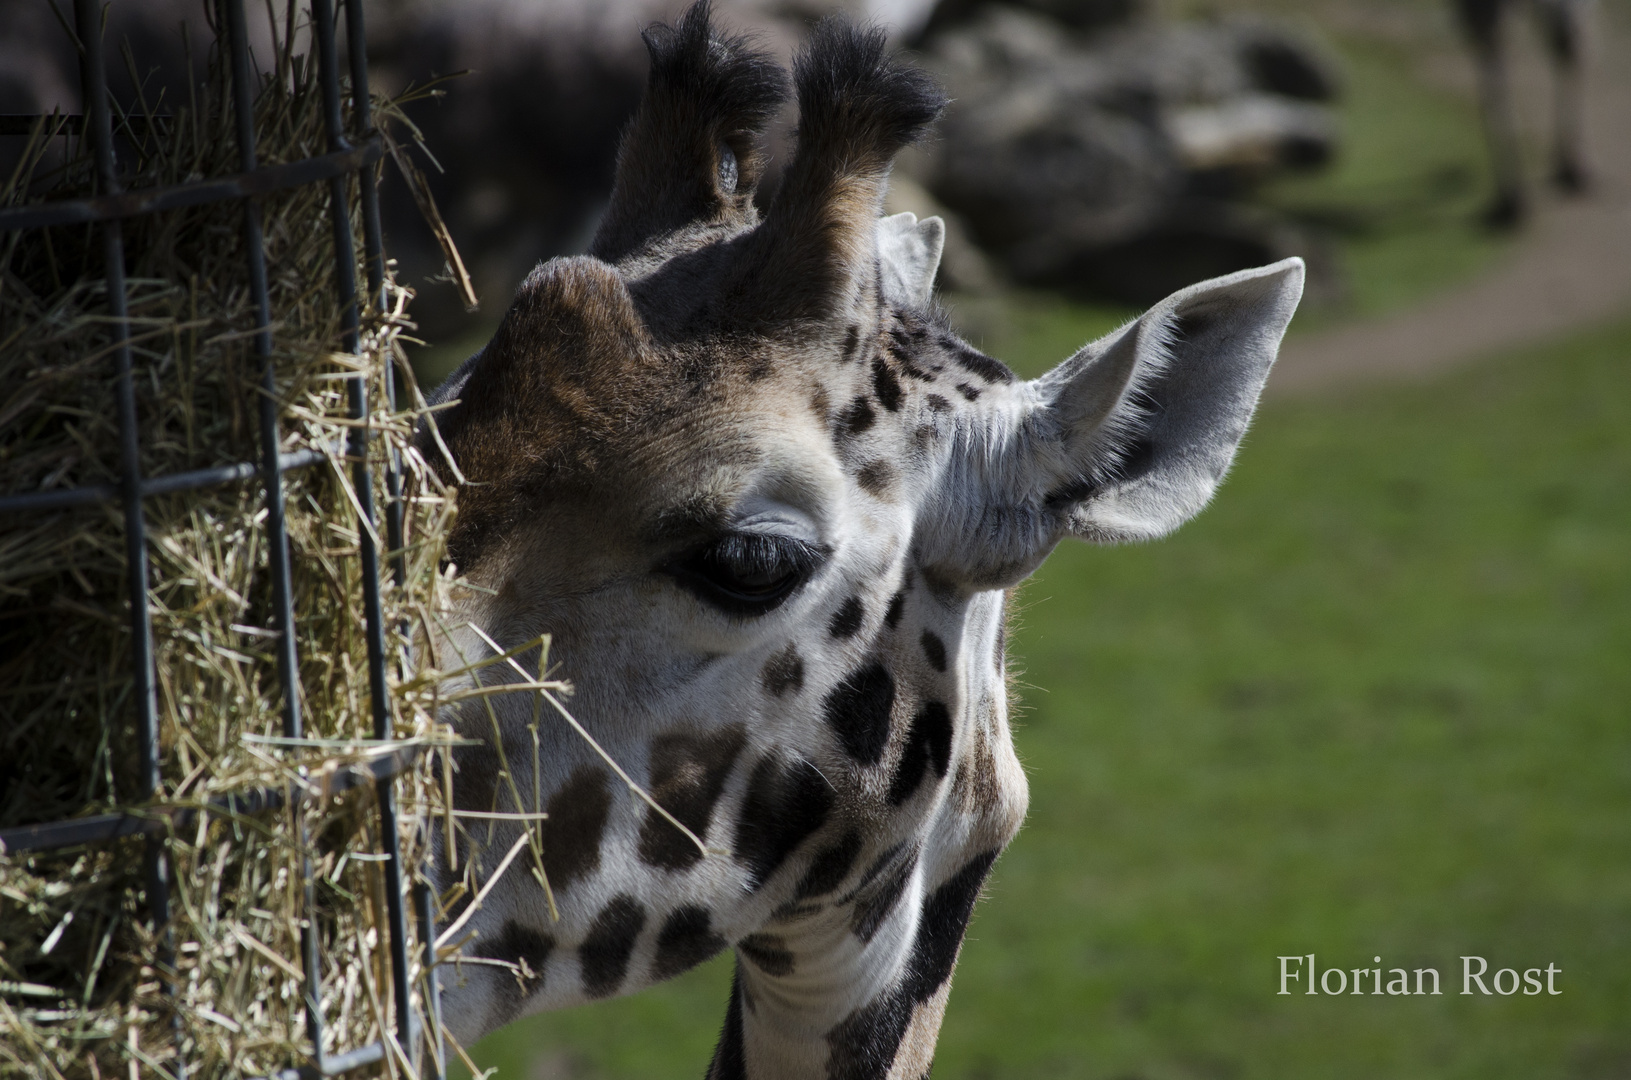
[638,725,747,871]
[797,828,863,898]
[472,920,553,1024]
[885,332,936,381]
[872,357,904,412]
[474,920,554,987]
[884,591,906,629]
[841,324,861,363]
[762,643,805,697]
[541,765,613,891]
[708,967,748,1080]
[925,393,951,413]
[822,662,897,764]
[955,383,980,401]
[733,755,835,890]
[945,336,1016,384]
[738,933,796,977]
[580,895,647,998]
[919,631,947,672]
[653,905,727,981]
[1042,475,1098,510]
[970,717,1001,807]
[829,596,865,639]
[451,739,500,816]
[856,459,895,499]
[887,701,954,806]
[851,846,918,942]
[846,840,907,900]
[822,850,1001,1078]
[839,396,876,438]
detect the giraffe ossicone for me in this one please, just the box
[418,3,1302,1075]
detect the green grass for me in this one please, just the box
[931,314,1631,1080]
[458,315,1631,1079]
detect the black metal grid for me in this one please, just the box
[0,0,442,1075]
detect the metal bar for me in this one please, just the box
[0,139,382,232]
[0,745,426,855]
[414,882,445,1080]
[72,5,175,1042]
[343,0,386,316]
[0,449,326,515]
[221,0,329,1066]
[311,0,417,1060]
[340,10,422,1066]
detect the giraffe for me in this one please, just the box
[1453,0,1590,227]
[415,4,1302,1075]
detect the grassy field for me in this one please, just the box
[458,307,1631,1080]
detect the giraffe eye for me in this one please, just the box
[665,533,824,616]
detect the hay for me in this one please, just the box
[0,12,472,1078]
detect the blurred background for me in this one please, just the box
[7,0,1626,1074]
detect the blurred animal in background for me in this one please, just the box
[417,5,1303,1072]
[1452,0,1590,226]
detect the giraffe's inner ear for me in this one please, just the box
[1037,258,1305,545]
[877,212,945,309]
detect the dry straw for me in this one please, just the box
[0,9,477,1077]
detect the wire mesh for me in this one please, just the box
[0,0,443,1074]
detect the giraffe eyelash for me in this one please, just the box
[662,533,827,617]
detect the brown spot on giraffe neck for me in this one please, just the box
[738,933,796,976]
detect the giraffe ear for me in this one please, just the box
[1038,258,1304,544]
[877,212,945,308]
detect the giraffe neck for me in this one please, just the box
[708,848,996,1080]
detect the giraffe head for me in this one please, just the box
[419,3,1301,1073]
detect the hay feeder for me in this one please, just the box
[0,0,466,1075]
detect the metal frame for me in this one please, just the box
[0,1,441,1075]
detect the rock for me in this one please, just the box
[915,6,1341,303]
